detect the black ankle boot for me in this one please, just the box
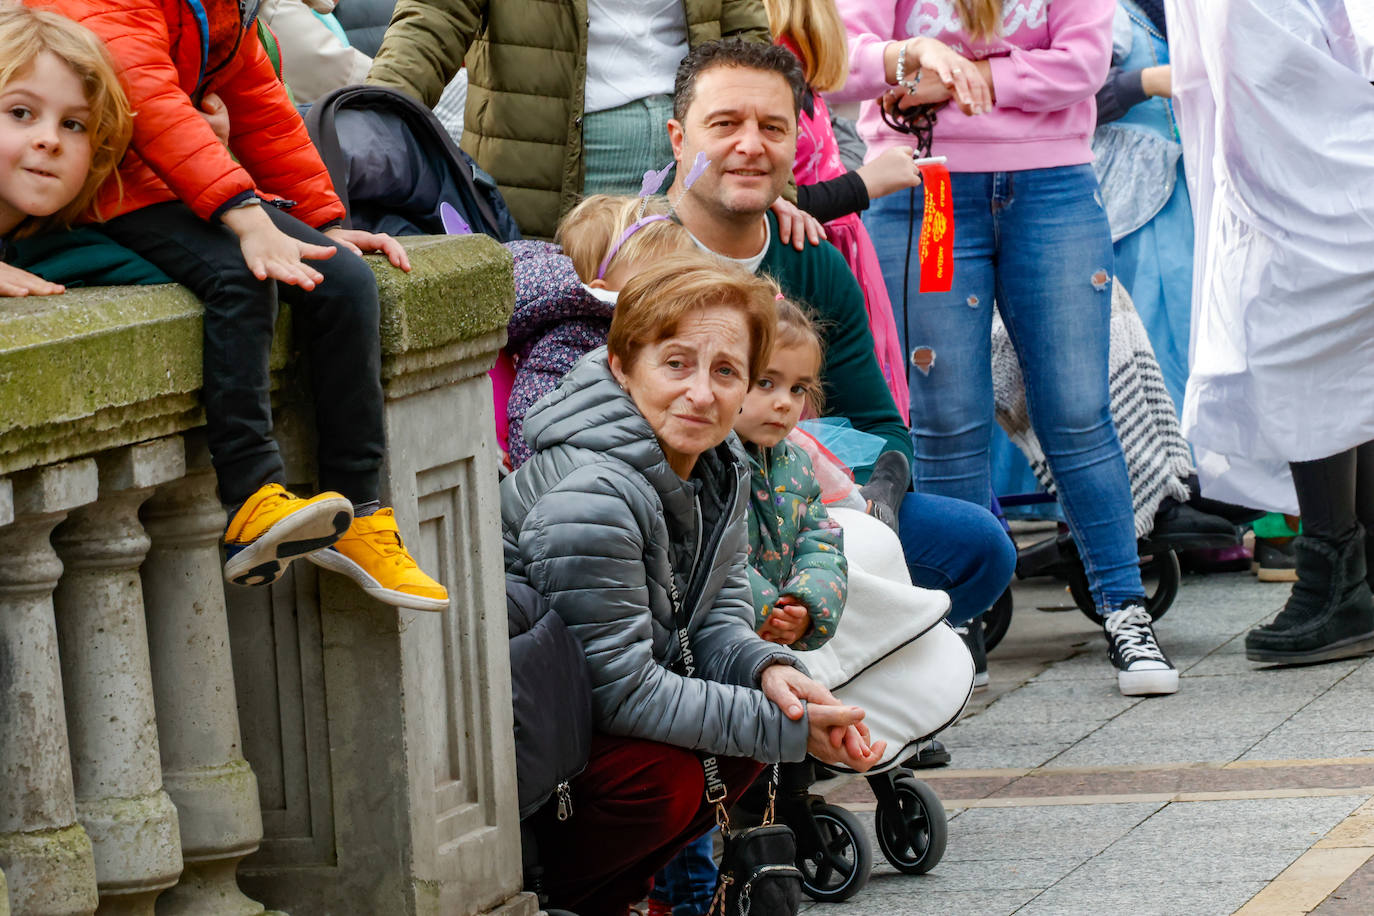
[1245,530,1374,664]
[1366,535,1374,593]
[859,450,910,533]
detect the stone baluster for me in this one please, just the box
[0,462,100,915]
[52,441,187,915]
[2,864,10,916]
[139,457,271,916]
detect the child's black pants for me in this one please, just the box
[99,201,384,508]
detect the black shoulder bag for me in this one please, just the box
[669,579,802,916]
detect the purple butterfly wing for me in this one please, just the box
[440,201,472,235]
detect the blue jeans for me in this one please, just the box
[649,829,716,916]
[868,165,1142,612]
[899,490,1015,625]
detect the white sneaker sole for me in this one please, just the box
[1119,667,1179,696]
[224,496,353,587]
[307,547,448,612]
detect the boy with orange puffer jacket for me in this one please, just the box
[37,0,448,610]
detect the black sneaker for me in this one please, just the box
[955,622,989,691]
[1253,538,1298,583]
[1103,603,1179,696]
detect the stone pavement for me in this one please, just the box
[813,567,1374,916]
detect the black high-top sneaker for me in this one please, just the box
[1245,531,1374,665]
[1104,602,1179,696]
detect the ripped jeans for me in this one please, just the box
[866,164,1143,612]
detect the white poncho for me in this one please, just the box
[1167,0,1374,513]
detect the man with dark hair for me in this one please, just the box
[671,37,809,122]
[666,37,1015,682]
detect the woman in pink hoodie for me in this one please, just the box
[833,0,1177,699]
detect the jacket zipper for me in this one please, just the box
[192,0,264,99]
[679,457,745,623]
[555,781,573,821]
[692,494,704,572]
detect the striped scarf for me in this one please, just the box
[991,282,1192,537]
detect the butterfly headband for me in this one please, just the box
[596,152,710,280]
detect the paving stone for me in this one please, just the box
[968,678,1141,723]
[1019,645,1108,682]
[1049,735,1256,768]
[938,802,1163,861]
[1115,796,1365,842]
[1269,700,1374,736]
[978,762,1374,800]
[929,742,1074,770]
[1178,635,1360,677]
[811,575,1374,915]
[944,716,1108,746]
[1016,878,1269,916]
[1075,844,1304,885]
[1311,852,1374,914]
[798,880,1043,916]
[922,854,1085,889]
[1241,728,1374,762]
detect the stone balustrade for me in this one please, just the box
[0,236,534,916]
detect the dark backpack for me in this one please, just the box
[506,579,592,820]
[304,85,521,242]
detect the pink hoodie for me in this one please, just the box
[832,0,1114,172]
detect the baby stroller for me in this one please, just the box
[760,507,977,901]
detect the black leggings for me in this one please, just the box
[1288,441,1374,540]
[99,201,384,507]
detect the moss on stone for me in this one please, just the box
[0,236,514,476]
[371,235,514,356]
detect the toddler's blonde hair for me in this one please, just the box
[555,194,692,286]
[0,2,132,237]
[772,296,826,414]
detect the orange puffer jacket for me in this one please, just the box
[46,0,344,227]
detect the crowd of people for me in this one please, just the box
[2,1,1371,914]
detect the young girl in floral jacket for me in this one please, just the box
[736,298,848,651]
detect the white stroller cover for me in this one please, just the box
[789,508,975,773]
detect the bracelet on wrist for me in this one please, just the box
[895,40,923,93]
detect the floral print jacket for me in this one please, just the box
[745,439,848,651]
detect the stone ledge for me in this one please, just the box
[0,235,513,477]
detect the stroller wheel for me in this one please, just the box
[795,802,872,902]
[874,775,947,875]
[981,585,1014,653]
[1068,547,1181,624]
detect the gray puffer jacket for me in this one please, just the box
[502,349,810,763]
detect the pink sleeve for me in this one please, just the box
[830,0,904,103]
[986,0,1114,113]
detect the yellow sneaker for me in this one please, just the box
[224,484,354,587]
[307,508,449,611]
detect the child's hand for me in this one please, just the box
[0,262,64,297]
[758,600,811,646]
[222,204,336,289]
[324,228,412,272]
[770,197,826,250]
[199,92,231,148]
[856,146,924,201]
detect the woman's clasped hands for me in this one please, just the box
[760,662,887,772]
[886,36,994,119]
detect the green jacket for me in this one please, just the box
[745,439,847,652]
[367,0,770,238]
